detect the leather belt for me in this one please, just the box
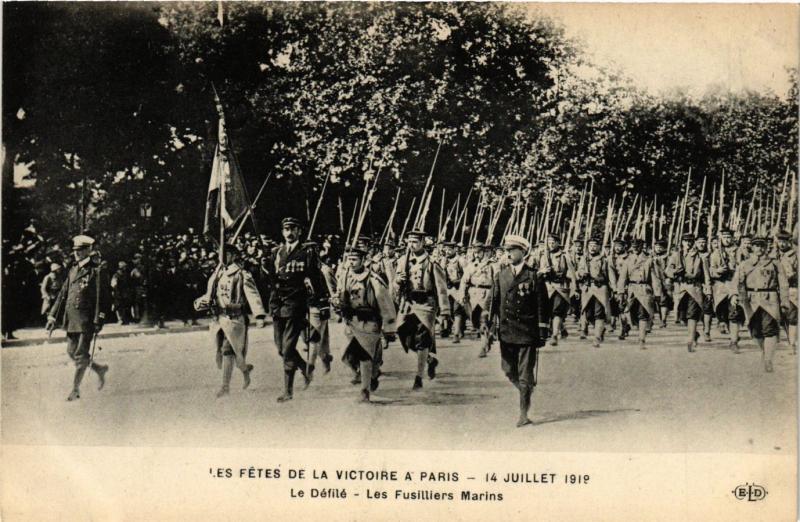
[746,288,777,292]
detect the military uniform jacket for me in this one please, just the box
[666,248,711,307]
[653,253,672,295]
[394,252,450,336]
[48,258,110,333]
[735,255,790,326]
[490,263,550,346]
[339,269,397,358]
[269,242,328,318]
[779,249,798,306]
[617,252,662,318]
[445,255,465,304]
[537,248,577,301]
[460,258,495,313]
[202,262,266,360]
[576,253,615,314]
[709,245,739,308]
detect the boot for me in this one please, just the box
[217,355,234,398]
[92,363,109,390]
[67,366,87,401]
[350,369,361,385]
[322,354,333,373]
[427,356,438,379]
[359,389,370,403]
[412,376,423,390]
[730,341,740,354]
[478,346,488,358]
[304,365,314,389]
[516,386,533,428]
[242,363,254,389]
[277,371,294,402]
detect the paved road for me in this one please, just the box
[1,320,796,454]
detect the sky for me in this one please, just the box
[529,3,799,98]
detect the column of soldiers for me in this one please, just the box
[41,214,796,421]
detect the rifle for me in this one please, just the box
[306,170,331,241]
[413,140,442,228]
[380,186,402,245]
[399,197,417,241]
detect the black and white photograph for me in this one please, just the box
[1,2,798,520]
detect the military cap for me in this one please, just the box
[503,234,530,252]
[739,233,752,240]
[631,238,644,247]
[613,237,627,245]
[718,227,733,236]
[442,240,457,247]
[681,233,695,242]
[344,245,367,257]
[588,235,602,244]
[776,230,793,241]
[71,235,95,250]
[547,232,561,242]
[50,262,61,271]
[405,229,427,240]
[572,236,583,244]
[751,236,768,247]
[281,216,303,228]
[655,239,668,247]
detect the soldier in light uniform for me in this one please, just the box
[616,238,662,348]
[695,235,714,342]
[609,237,632,338]
[489,235,550,427]
[194,243,266,397]
[335,246,397,402]
[736,236,790,372]
[394,230,450,389]
[538,233,578,346]
[460,243,497,357]
[777,230,797,352]
[709,228,745,352]
[652,239,673,327]
[270,217,329,402]
[46,235,110,401]
[442,241,467,342]
[575,236,615,348]
[666,233,712,352]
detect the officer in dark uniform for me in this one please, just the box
[269,217,329,402]
[46,235,110,401]
[490,234,551,427]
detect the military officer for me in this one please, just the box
[709,228,745,352]
[460,243,497,357]
[394,230,450,390]
[617,238,662,348]
[270,217,329,402]
[575,236,615,348]
[666,233,712,352]
[46,235,110,401]
[736,236,790,372]
[537,232,578,346]
[777,230,797,352]
[335,246,397,402]
[194,242,266,397]
[490,234,550,427]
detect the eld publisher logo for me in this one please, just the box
[732,483,768,502]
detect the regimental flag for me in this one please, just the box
[203,92,250,238]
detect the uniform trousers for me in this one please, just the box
[273,315,308,373]
[500,342,538,391]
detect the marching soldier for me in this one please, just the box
[460,243,496,357]
[442,241,467,342]
[695,235,714,342]
[194,242,266,397]
[489,234,550,427]
[575,236,615,347]
[40,262,64,320]
[568,238,585,330]
[735,236,790,372]
[652,239,673,327]
[609,237,632,338]
[537,232,578,346]
[709,228,744,352]
[777,230,797,352]
[304,241,334,379]
[270,217,329,402]
[616,238,662,348]
[394,230,450,390]
[335,246,397,402]
[666,233,712,352]
[46,235,110,401]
